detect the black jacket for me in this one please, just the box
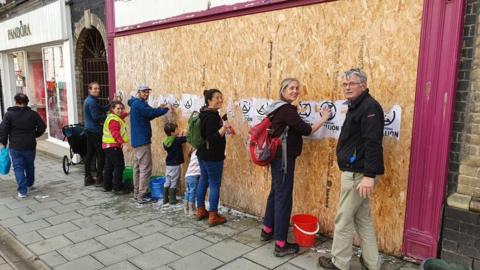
[271,104,312,157]
[0,106,46,150]
[196,108,226,161]
[163,136,187,166]
[336,90,384,177]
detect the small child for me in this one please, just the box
[163,122,187,205]
[184,149,200,215]
[102,101,130,194]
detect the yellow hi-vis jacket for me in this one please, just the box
[102,113,129,144]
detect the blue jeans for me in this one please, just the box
[10,149,36,195]
[185,175,200,204]
[196,159,224,211]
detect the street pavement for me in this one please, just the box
[0,152,418,270]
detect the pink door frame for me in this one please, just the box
[105,0,466,260]
[403,0,465,261]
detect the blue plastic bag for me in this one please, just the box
[0,147,11,175]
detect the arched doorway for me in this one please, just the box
[75,27,109,122]
[81,28,109,104]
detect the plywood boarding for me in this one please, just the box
[115,0,423,255]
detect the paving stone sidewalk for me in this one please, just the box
[0,253,15,270]
[0,152,418,270]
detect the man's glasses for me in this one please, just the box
[342,82,362,88]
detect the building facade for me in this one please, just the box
[0,0,76,149]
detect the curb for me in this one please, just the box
[0,225,51,270]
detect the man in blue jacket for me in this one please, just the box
[83,82,109,186]
[128,85,169,203]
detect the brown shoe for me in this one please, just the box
[317,256,340,270]
[208,211,226,227]
[196,206,208,221]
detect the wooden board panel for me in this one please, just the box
[114,0,423,255]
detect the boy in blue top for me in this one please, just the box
[162,122,187,205]
[83,82,109,186]
[128,85,169,203]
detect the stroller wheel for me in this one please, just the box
[62,155,70,174]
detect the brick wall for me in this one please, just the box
[442,207,480,269]
[448,0,479,195]
[442,1,480,268]
[70,0,105,34]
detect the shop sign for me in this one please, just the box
[7,21,31,40]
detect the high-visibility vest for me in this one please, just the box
[102,113,129,144]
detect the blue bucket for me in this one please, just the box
[150,176,165,200]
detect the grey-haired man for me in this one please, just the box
[318,68,384,270]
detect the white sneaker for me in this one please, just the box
[18,193,27,198]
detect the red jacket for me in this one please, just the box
[102,112,128,149]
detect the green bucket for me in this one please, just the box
[123,166,133,183]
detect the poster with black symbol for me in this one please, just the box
[180,94,203,118]
[252,98,273,126]
[156,94,180,109]
[239,99,255,126]
[147,92,156,107]
[299,100,348,139]
[383,105,401,140]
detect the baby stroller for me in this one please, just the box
[62,124,87,174]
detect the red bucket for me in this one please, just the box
[291,214,319,248]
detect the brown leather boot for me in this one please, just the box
[196,206,208,221]
[208,211,226,227]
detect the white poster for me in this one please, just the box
[238,99,255,126]
[180,94,203,117]
[301,100,348,139]
[252,98,272,126]
[383,105,402,140]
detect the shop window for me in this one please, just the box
[12,51,26,94]
[42,46,68,141]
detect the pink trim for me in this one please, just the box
[113,0,335,37]
[106,0,116,99]
[402,0,465,262]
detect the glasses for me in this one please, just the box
[342,82,363,88]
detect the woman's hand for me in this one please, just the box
[310,107,331,134]
[319,107,331,123]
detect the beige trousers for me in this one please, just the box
[133,144,152,200]
[331,171,380,270]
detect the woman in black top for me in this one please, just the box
[195,89,232,227]
[261,78,330,257]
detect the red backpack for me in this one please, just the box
[248,104,287,166]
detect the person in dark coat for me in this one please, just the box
[195,89,234,227]
[83,82,109,187]
[261,78,330,257]
[0,93,46,198]
[318,68,384,270]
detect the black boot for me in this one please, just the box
[169,188,178,205]
[163,187,170,204]
[84,176,94,186]
[94,176,103,187]
[274,242,299,257]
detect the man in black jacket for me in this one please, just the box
[0,93,46,198]
[318,68,384,270]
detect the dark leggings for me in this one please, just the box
[263,152,297,241]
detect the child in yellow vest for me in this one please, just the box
[102,101,131,194]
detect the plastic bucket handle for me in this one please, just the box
[294,222,320,235]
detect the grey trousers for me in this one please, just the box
[164,165,180,189]
[133,144,152,200]
[331,172,380,270]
